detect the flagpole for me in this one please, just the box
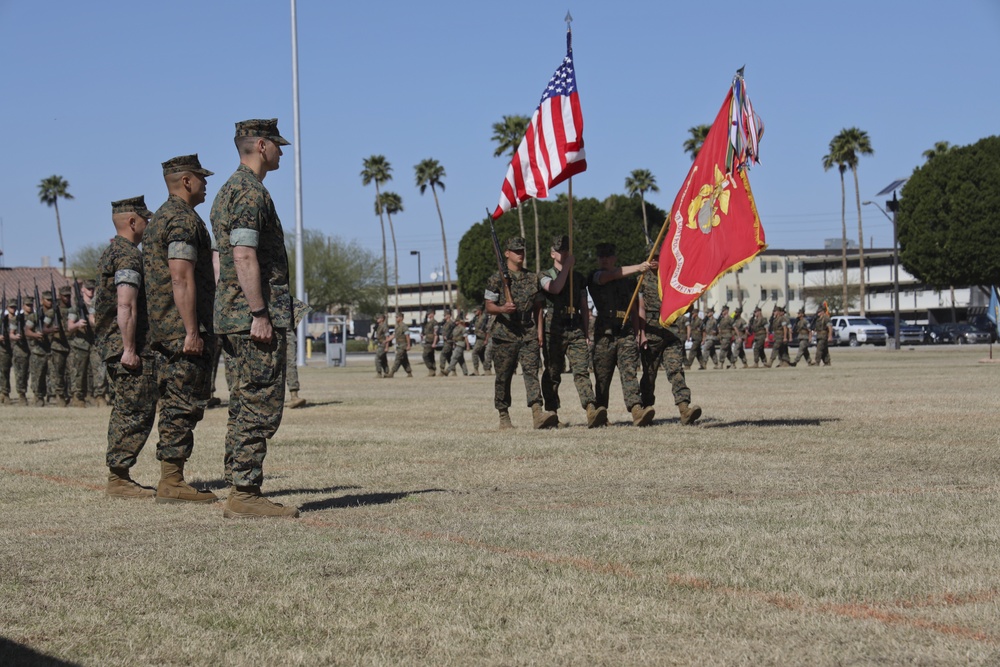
[622,214,672,326]
[568,177,574,312]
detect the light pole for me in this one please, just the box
[410,250,422,315]
[863,198,900,350]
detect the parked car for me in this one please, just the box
[940,323,992,345]
[970,314,998,343]
[830,316,888,347]
[898,324,954,345]
[868,316,897,339]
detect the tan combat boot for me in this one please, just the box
[224,486,299,519]
[631,404,655,427]
[0,393,9,405]
[531,404,559,430]
[106,468,156,499]
[94,396,108,407]
[69,397,87,408]
[428,369,436,377]
[678,402,702,426]
[586,403,608,429]
[287,390,306,409]
[499,409,514,430]
[155,460,219,504]
[18,393,28,405]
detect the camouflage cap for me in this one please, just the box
[551,234,569,252]
[505,237,526,251]
[58,285,72,296]
[111,195,154,219]
[721,304,730,311]
[798,307,806,315]
[83,279,96,289]
[41,290,53,300]
[22,296,34,305]
[595,242,617,257]
[645,240,660,257]
[161,153,214,177]
[234,118,290,146]
[706,304,715,312]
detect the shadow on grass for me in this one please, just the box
[701,417,841,429]
[299,488,448,513]
[0,637,80,666]
[206,400,343,411]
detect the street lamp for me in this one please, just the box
[863,197,900,350]
[410,250,422,315]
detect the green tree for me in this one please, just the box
[286,229,384,317]
[624,169,659,244]
[491,114,536,270]
[38,175,73,275]
[414,158,454,311]
[69,242,107,281]
[376,191,403,309]
[922,141,953,162]
[360,155,392,314]
[822,146,850,313]
[898,136,1000,288]
[831,127,874,315]
[683,125,711,161]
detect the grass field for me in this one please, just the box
[2,346,999,665]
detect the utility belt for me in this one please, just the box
[501,311,535,327]
[550,309,583,329]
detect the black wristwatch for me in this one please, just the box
[251,306,269,318]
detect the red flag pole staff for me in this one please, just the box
[621,214,672,326]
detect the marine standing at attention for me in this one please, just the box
[211,118,299,519]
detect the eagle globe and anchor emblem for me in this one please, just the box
[686,164,733,234]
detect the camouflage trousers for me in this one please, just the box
[447,345,467,375]
[438,342,454,373]
[753,338,767,365]
[47,348,69,402]
[68,346,90,401]
[222,330,286,488]
[12,347,29,395]
[541,326,595,412]
[734,339,748,365]
[640,329,690,407]
[0,347,11,397]
[719,336,735,367]
[422,343,436,372]
[471,338,490,373]
[769,341,792,366]
[793,339,812,365]
[703,337,719,366]
[105,353,158,469]
[153,338,214,461]
[593,332,641,411]
[375,348,389,377]
[685,337,705,369]
[816,338,831,365]
[286,333,300,392]
[90,345,107,398]
[29,349,48,400]
[491,334,542,411]
[391,348,412,375]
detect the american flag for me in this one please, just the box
[492,32,586,219]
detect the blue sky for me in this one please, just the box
[1,0,998,286]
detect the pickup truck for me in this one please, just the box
[830,316,888,347]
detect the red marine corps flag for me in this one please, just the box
[492,22,586,219]
[658,69,767,326]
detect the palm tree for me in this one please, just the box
[922,141,952,162]
[38,175,73,275]
[822,146,850,313]
[833,127,874,315]
[624,169,659,244]
[491,115,534,268]
[683,125,711,161]
[414,158,454,311]
[376,191,403,310]
[361,155,392,314]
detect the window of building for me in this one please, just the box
[771,261,779,273]
[760,259,766,273]
[760,288,767,301]
[726,288,733,302]
[770,289,779,301]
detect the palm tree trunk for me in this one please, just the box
[54,201,67,276]
[375,184,388,315]
[640,193,650,244]
[387,212,399,313]
[431,185,453,311]
[852,167,866,316]
[839,170,848,314]
[531,200,541,274]
[515,203,526,248]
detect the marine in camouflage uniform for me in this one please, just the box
[86,278,109,406]
[470,307,491,375]
[144,154,219,504]
[437,310,455,375]
[0,302,14,403]
[731,307,749,368]
[750,306,768,367]
[701,306,719,369]
[66,282,95,407]
[446,313,469,376]
[685,310,706,370]
[211,118,298,518]
[387,312,413,377]
[373,314,389,378]
[717,305,735,369]
[23,296,49,406]
[768,306,793,367]
[484,237,557,430]
[814,305,832,366]
[539,234,600,426]
[286,296,310,408]
[792,308,814,366]
[588,243,655,426]
[637,248,700,425]
[94,196,159,498]
[421,309,437,376]
[9,298,30,404]
[43,289,72,406]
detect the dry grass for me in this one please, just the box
[2,346,999,666]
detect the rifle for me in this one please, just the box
[1,287,8,349]
[33,280,44,342]
[16,282,25,337]
[72,273,94,339]
[50,275,66,344]
[486,208,513,305]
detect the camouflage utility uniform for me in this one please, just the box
[374,318,389,378]
[792,313,813,366]
[446,321,468,376]
[25,304,49,404]
[685,312,706,370]
[589,272,642,414]
[389,321,412,377]
[94,235,158,469]
[212,164,291,489]
[485,269,543,412]
[814,310,832,366]
[731,310,749,368]
[9,305,30,401]
[0,310,13,401]
[750,310,768,367]
[67,294,95,404]
[421,315,437,375]
[45,295,72,405]
[471,311,491,375]
[718,310,735,368]
[438,314,455,375]
[638,275,691,409]
[702,311,719,368]
[769,310,792,367]
[540,267,594,413]
[145,192,217,461]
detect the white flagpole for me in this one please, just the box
[291,0,306,365]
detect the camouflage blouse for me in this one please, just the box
[485,268,542,342]
[640,273,685,339]
[211,165,291,333]
[92,235,148,361]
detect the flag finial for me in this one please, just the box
[565,11,573,27]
